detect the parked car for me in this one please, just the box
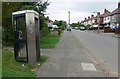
[67,26,71,31]
[80,26,86,30]
[74,27,79,30]
[72,27,74,29]
[111,26,117,33]
[111,26,120,32]
[52,25,58,29]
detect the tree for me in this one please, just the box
[71,23,80,28]
[53,20,67,30]
[39,15,48,30]
[2,1,50,46]
[53,20,60,26]
[19,2,50,30]
[36,0,50,15]
[2,2,22,46]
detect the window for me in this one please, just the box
[112,15,115,20]
[104,18,106,21]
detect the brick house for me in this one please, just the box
[102,9,111,27]
[83,18,88,26]
[92,12,102,29]
[109,2,120,34]
[101,9,112,32]
[90,15,97,28]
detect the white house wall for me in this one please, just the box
[48,22,53,27]
[88,20,92,25]
[103,16,111,24]
[92,19,95,24]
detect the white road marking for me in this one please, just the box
[81,63,97,71]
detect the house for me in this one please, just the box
[102,9,111,27]
[96,12,104,29]
[110,2,120,34]
[83,18,88,26]
[110,2,120,28]
[90,12,101,29]
[90,15,97,28]
[45,16,53,29]
[81,15,97,29]
[87,16,92,25]
[83,17,92,26]
[91,15,96,25]
[95,9,111,30]
[101,9,112,32]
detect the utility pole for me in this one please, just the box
[68,11,70,25]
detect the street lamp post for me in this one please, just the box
[68,11,70,25]
[93,12,100,34]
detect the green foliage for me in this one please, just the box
[53,20,60,26]
[19,5,36,10]
[53,20,67,30]
[40,28,49,38]
[2,2,22,46]
[59,26,65,30]
[36,0,50,14]
[2,1,50,46]
[71,23,80,28]
[39,15,48,30]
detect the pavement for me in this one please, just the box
[89,29,120,38]
[37,30,108,77]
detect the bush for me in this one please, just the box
[40,28,49,38]
[59,26,65,30]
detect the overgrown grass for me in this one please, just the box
[40,33,61,48]
[2,49,36,77]
[0,55,1,79]
[40,55,49,66]
[2,49,48,78]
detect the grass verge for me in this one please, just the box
[0,56,1,79]
[2,49,36,77]
[40,33,61,48]
[2,49,48,78]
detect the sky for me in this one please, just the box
[45,0,119,23]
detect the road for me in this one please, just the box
[37,29,118,77]
[72,29,118,76]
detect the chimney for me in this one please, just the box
[88,16,90,19]
[97,12,100,15]
[91,15,94,18]
[118,2,120,8]
[47,16,49,19]
[104,9,107,13]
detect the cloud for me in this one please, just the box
[46,0,119,23]
[48,0,119,2]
